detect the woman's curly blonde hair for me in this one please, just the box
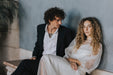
[75,17,102,55]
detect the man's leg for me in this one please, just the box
[22,71,32,75]
[12,59,39,75]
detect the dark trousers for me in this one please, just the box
[86,72,90,75]
[12,59,39,75]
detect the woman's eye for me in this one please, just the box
[89,24,92,27]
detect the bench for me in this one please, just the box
[91,69,113,75]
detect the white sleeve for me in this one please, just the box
[85,44,102,74]
[63,38,76,58]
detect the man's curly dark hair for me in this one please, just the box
[44,7,65,24]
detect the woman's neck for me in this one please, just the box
[84,36,92,44]
[86,36,92,41]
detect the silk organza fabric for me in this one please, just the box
[37,39,102,75]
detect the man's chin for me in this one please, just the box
[54,26,59,29]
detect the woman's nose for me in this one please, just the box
[86,27,88,31]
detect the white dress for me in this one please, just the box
[37,39,102,75]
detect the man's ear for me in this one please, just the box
[48,20,51,23]
[48,20,52,24]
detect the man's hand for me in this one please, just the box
[30,57,36,60]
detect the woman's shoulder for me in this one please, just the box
[97,43,103,54]
[99,43,102,49]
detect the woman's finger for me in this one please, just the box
[73,63,78,70]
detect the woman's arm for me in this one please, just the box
[66,58,81,71]
[85,43,102,73]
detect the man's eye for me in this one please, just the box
[83,26,85,28]
[57,20,59,21]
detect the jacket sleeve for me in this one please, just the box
[32,25,43,59]
[64,29,75,48]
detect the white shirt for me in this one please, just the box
[43,25,58,55]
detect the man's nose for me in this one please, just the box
[59,21,62,25]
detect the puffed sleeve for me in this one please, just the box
[85,43,102,74]
[63,38,76,58]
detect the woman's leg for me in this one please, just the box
[38,56,47,75]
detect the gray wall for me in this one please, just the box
[19,0,113,72]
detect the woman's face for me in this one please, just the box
[83,20,93,37]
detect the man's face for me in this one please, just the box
[49,16,62,29]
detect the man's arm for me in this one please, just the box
[32,25,43,60]
[64,28,75,48]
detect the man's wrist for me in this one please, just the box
[32,56,37,58]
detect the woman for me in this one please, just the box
[37,17,102,75]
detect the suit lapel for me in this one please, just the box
[56,26,64,54]
[40,25,64,55]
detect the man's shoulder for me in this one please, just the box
[60,25,73,32]
[37,24,46,29]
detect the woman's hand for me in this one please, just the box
[66,58,81,71]
[70,62,78,70]
[76,59,81,66]
[66,58,81,66]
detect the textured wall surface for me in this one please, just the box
[19,0,113,72]
[0,17,19,61]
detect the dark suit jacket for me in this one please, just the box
[32,24,75,60]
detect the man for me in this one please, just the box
[12,7,75,75]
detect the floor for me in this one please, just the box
[0,60,21,75]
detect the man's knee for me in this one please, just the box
[17,59,31,68]
[22,59,31,63]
